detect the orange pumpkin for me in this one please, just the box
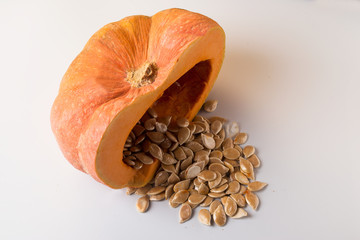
[51,8,225,188]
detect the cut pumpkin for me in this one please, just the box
[51,8,225,188]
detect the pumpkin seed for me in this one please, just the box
[161,153,177,165]
[188,193,207,205]
[243,145,255,158]
[218,128,225,140]
[208,192,226,198]
[200,196,214,207]
[239,157,253,173]
[165,131,178,143]
[210,120,222,135]
[244,167,255,180]
[234,171,249,184]
[203,100,218,112]
[223,161,235,173]
[224,159,239,167]
[221,196,229,205]
[213,205,226,226]
[182,146,194,158]
[179,203,192,223]
[224,197,237,217]
[231,208,248,218]
[230,193,246,207]
[233,132,247,144]
[134,134,146,145]
[172,190,190,204]
[155,122,167,133]
[245,191,259,210]
[226,121,239,138]
[248,154,261,168]
[147,107,158,118]
[198,182,210,195]
[146,132,165,144]
[141,139,152,152]
[176,117,189,127]
[198,209,211,226]
[209,116,227,124]
[133,160,143,169]
[167,125,179,133]
[209,150,223,159]
[180,156,193,171]
[165,184,174,200]
[169,193,180,208]
[169,142,179,152]
[133,124,146,137]
[185,165,201,179]
[160,137,172,149]
[208,171,222,189]
[201,133,215,149]
[185,200,199,209]
[247,181,267,191]
[136,195,150,213]
[174,147,187,161]
[234,145,243,154]
[209,157,223,164]
[179,170,186,180]
[223,148,240,160]
[194,150,209,162]
[193,124,205,134]
[210,183,228,193]
[157,116,172,126]
[209,200,222,214]
[185,141,204,152]
[239,185,247,195]
[173,179,191,192]
[126,187,137,195]
[148,144,163,160]
[154,171,169,186]
[226,181,240,194]
[209,163,229,176]
[197,170,217,181]
[168,172,180,184]
[147,186,166,196]
[144,118,156,131]
[178,127,191,145]
[222,138,234,150]
[123,157,136,166]
[192,161,206,171]
[150,193,165,201]
[134,152,154,164]
[135,184,152,196]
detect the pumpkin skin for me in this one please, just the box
[51,8,225,188]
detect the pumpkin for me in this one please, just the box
[51,8,225,188]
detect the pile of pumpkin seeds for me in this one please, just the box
[124,100,267,226]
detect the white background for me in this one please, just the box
[1,0,360,239]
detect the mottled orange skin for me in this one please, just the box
[51,8,225,188]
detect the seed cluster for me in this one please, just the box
[125,100,267,226]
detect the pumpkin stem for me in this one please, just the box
[126,62,158,88]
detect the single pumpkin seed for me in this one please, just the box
[123,157,136,166]
[185,141,204,152]
[185,200,199,209]
[226,121,239,138]
[148,144,163,160]
[165,184,174,200]
[208,192,226,198]
[161,153,177,165]
[173,179,191,192]
[135,184,152,196]
[169,193,180,208]
[134,134,146,145]
[218,128,226,140]
[188,193,207,205]
[245,191,259,210]
[126,187,137,195]
[239,185,247,195]
[223,148,240,160]
[239,157,253,173]
[146,132,165,144]
[147,186,166,196]
[136,195,150,213]
[176,117,189,127]
[198,183,210,195]
[192,161,206,171]
[209,163,229,176]
[155,122,167,133]
[203,100,218,112]
[133,160,143,169]
[147,107,158,118]
[165,131,178,143]
[193,124,204,134]
[210,120,222,135]
[194,150,209,162]
[209,116,227,124]
[179,170,186,180]
[243,167,255,180]
[200,196,214,207]
[233,132,248,144]
[222,138,234,150]
[180,156,193,171]
[223,161,235,173]
[201,133,215,149]
[134,152,154,164]
[198,209,212,226]
[231,208,248,218]
[234,145,243,155]
[193,178,202,188]
[209,200,222,214]
[209,157,223,164]
[230,193,246,207]
[198,170,217,181]
[243,145,255,158]
[209,150,223,159]
[160,137,172,149]
[224,159,239,167]
[219,178,228,186]
[133,124,145,137]
[154,171,169,186]
[157,116,172,126]
[130,145,142,153]
[178,127,191,145]
[181,146,194,158]
[179,203,192,223]
[224,197,237,217]
[123,150,132,156]
[141,139,152,152]
[234,171,249,184]
[248,154,261,168]
[167,125,179,133]
[226,181,241,194]
[144,118,156,131]
[213,205,226,226]
[172,190,190,204]
[208,171,222,189]
[168,172,180,184]
[150,193,165,201]
[185,165,201,179]
[174,147,187,161]
[248,181,268,191]
[210,183,229,193]
[161,164,176,173]
[169,142,179,152]
[221,196,229,205]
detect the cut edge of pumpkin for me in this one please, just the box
[95,27,225,189]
